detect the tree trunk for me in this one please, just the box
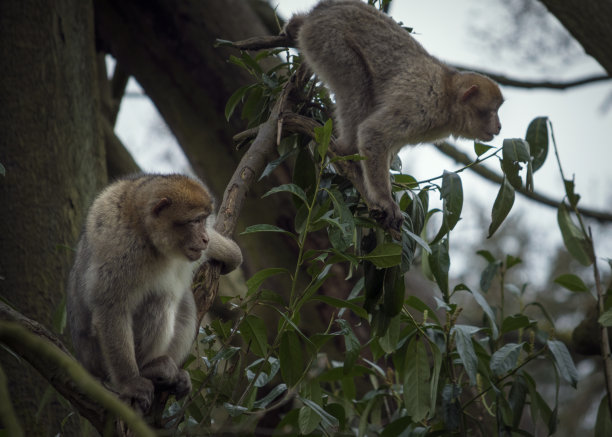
[540,0,612,75]
[0,0,105,434]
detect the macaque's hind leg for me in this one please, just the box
[140,355,192,399]
[356,117,404,235]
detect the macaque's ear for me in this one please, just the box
[461,84,479,103]
[153,198,172,216]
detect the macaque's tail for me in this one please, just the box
[281,14,306,43]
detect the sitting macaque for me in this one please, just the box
[284,0,503,234]
[66,173,242,412]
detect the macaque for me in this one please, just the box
[284,0,503,233]
[66,174,242,413]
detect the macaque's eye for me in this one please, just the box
[477,109,489,118]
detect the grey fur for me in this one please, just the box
[67,174,242,412]
[287,0,503,233]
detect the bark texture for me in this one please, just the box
[0,0,105,433]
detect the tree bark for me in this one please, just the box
[540,0,612,76]
[0,0,105,433]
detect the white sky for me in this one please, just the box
[116,0,612,281]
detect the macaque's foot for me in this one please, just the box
[120,376,154,413]
[371,202,403,240]
[172,369,192,399]
[140,355,191,398]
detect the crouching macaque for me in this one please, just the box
[67,173,242,413]
[284,0,503,234]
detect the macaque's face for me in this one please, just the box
[459,75,504,142]
[148,181,213,261]
[174,214,210,261]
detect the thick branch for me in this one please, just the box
[436,142,612,222]
[0,303,153,436]
[192,68,307,323]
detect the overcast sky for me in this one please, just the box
[116,0,612,279]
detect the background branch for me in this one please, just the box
[436,142,612,222]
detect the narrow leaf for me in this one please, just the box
[554,274,589,292]
[246,267,289,296]
[470,288,499,339]
[403,337,430,422]
[475,142,495,157]
[453,325,479,385]
[429,241,450,296]
[488,177,515,237]
[557,203,593,266]
[490,342,524,377]
[598,308,612,327]
[280,330,303,386]
[240,315,268,357]
[263,183,308,206]
[361,242,402,268]
[525,116,549,172]
[241,224,297,241]
[547,339,578,388]
[595,395,612,437]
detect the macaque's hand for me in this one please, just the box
[371,201,403,240]
[141,355,192,399]
[120,376,154,413]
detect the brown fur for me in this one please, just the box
[66,174,242,412]
[287,0,503,233]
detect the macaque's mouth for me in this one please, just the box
[186,248,203,260]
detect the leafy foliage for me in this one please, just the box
[160,46,596,436]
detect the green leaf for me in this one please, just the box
[475,142,495,157]
[241,85,265,123]
[253,383,287,409]
[361,242,402,268]
[314,118,333,158]
[508,374,528,428]
[525,116,549,172]
[337,319,361,374]
[0,163,5,176]
[293,146,317,196]
[382,266,405,317]
[480,260,500,292]
[225,84,253,121]
[298,396,339,433]
[298,405,320,435]
[470,288,499,340]
[364,262,385,313]
[503,138,531,163]
[440,170,463,231]
[488,177,515,237]
[246,267,289,296]
[223,402,248,417]
[554,273,589,292]
[240,315,268,357]
[501,314,533,334]
[490,342,524,377]
[279,330,303,386]
[241,224,297,241]
[311,295,368,319]
[598,308,612,327]
[595,395,612,437]
[263,183,309,207]
[453,325,479,385]
[563,177,581,208]
[557,203,593,266]
[429,241,450,296]
[432,171,463,243]
[547,339,578,388]
[403,337,431,422]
